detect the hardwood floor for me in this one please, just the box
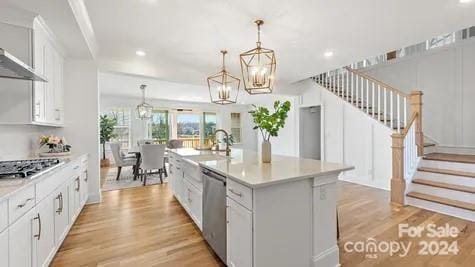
[51,173,475,266]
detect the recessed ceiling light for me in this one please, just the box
[136,50,146,56]
[459,0,473,3]
[324,51,334,58]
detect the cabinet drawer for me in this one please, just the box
[0,200,7,232]
[182,159,202,192]
[227,179,252,210]
[36,165,69,202]
[8,185,35,224]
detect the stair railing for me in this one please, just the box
[313,66,424,205]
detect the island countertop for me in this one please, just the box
[168,148,353,188]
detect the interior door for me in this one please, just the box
[36,196,56,267]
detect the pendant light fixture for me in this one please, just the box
[207,50,240,105]
[136,84,153,120]
[240,20,276,94]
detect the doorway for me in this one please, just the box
[299,106,321,160]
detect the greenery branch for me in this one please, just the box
[249,100,291,142]
[100,115,118,160]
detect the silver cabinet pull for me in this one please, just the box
[55,108,61,121]
[17,197,33,208]
[76,177,80,191]
[56,193,62,214]
[229,188,242,197]
[84,170,88,182]
[35,102,41,118]
[34,213,41,240]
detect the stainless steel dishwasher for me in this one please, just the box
[202,167,227,263]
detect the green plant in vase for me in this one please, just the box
[249,100,291,163]
[100,115,118,167]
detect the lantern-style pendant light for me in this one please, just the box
[207,50,240,105]
[136,84,153,120]
[240,20,276,94]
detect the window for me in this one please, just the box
[105,108,131,149]
[203,112,217,145]
[176,113,201,148]
[148,110,169,143]
[230,112,242,143]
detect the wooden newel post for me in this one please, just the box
[410,91,423,156]
[391,133,405,205]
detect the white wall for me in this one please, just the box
[363,39,475,150]
[100,95,257,151]
[293,79,392,190]
[58,60,100,203]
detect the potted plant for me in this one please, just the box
[249,100,291,163]
[100,115,118,167]
[219,134,234,151]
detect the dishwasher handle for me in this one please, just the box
[202,168,226,184]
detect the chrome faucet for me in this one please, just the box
[214,129,231,156]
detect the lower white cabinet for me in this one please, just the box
[9,208,37,267]
[4,155,89,267]
[36,195,56,267]
[69,176,81,222]
[183,179,203,230]
[53,183,69,245]
[226,197,252,267]
[0,229,8,267]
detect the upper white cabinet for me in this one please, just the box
[33,17,64,126]
[0,17,64,126]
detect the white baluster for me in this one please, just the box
[366,79,369,114]
[346,71,349,102]
[384,87,387,126]
[356,75,359,108]
[378,84,381,122]
[372,82,375,118]
[390,91,394,130]
[397,94,400,132]
[403,97,407,130]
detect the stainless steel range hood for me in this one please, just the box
[0,48,47,82]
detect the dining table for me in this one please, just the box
[128,146,169,183]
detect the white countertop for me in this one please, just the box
[169,148,353,188]
[0,153,88,202]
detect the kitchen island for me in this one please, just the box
[167,148,352,267]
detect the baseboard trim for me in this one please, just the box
[312,245,340,267]
[86,193,101,204]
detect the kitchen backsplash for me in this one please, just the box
[0,125,59,159]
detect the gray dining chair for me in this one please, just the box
[167,139,184,149]
[140,144,167,185]
[110,142,137,180]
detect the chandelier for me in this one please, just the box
[136,84,153,120]
[207,50,240,105]
[240,20,276,94]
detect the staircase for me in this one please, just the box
[313,67,475,222]
[406,153,475,221]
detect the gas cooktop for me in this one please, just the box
[0,158,63,179]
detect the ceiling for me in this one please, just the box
[83,0,475,93]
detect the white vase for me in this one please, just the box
[261,140,271,163]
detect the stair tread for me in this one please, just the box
[423,153,475,164]
[406,191,475,211]
[412,178,475,193]
[424,143,436,147]
[417,167,475,178]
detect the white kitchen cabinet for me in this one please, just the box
[36,195,56,267]
[69,175,81,222]
[80,169,89,206]
[33,17,64,126]
[183,179,202,230]
[0,229,8,267]
[226,197,252,267]
[53,183,69,244]
[9,208,37,267]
